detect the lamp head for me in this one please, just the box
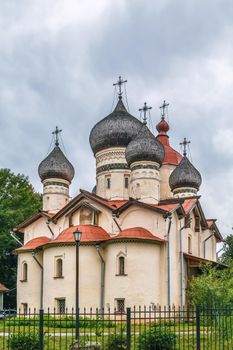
[73,229,82,243]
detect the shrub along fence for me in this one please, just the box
[0,305,233,349]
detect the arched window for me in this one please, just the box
[55,258,63,278]
[21,262,28,281]
[188,235,192,254]
[119,257,125,275]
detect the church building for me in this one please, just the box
[14,78,223,313]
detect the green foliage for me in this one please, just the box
[221,234,233,264]
[104,334,127,350]
[8,332,39,350]
[0,169,42,307]
[137,326,176,350]
[187,264,233,307]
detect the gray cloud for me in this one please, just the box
[0,0,232,238]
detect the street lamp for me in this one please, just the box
[73,229,82,344]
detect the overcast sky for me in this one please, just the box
[0,0,232,239]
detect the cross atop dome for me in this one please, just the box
[52,126,62,147]
[180,137,191,157]
[160,100,169,119]
[113,76,127,99]
[139,102,152,125]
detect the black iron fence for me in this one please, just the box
[1,305,233,349]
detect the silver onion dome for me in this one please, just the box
[169,156,202,191]
[89,98,143,155]
[125,124,165,166]
[38,146,75,183]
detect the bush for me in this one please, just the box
[104,334,127,349]
[8,333,39,350]
[137,326,176,350]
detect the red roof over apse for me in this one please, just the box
[113,227,165,242]
[156,117,182,166]
[0,283,9,292]
[16,236,51,252]
[50,225,111,244]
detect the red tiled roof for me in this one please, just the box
[106,200,128,209]
[181,198,198,214]
[13,211,54,233]
[156,134,182,166]
[50,225,111,244]
[15,236,51,252]
[150,202,181,212]
[112,227,165,242]
[0,283,9,292]
[80,191,127,210]
[206,219,216,228]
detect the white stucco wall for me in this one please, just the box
[17,252,43,311]
[129,161,160,204]
[42,178,70,213]
[23,218,51,244]
[160,164,175,199]
[118,207,166,240]
[104,242,164,308]
[95,147,130,200]
[43,245,102,311]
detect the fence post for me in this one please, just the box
[126,307,131,350]
[196,305,201,350]
[39,309,44,350]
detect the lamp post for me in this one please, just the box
[73,229,82,343]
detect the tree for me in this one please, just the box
[0,169,42,307]
[220,234,233,264]
[188,263,233,307]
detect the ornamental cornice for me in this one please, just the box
[96,149,126,164]
[131,164,159,171]
[97,163,129,174]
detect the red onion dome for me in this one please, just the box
[156,117,170,134]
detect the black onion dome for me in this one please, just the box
[169,156,202,191]
[125,124,165,166]
[38,146,75,183]
[89,99,143,154]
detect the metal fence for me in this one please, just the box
[1,305,233,349]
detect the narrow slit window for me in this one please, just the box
[119,257,125,275]
[21,262,28,281]
[188,235,192,254]
[106,177,111,189]
[124,177,129,189]
[56,258,63,278]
